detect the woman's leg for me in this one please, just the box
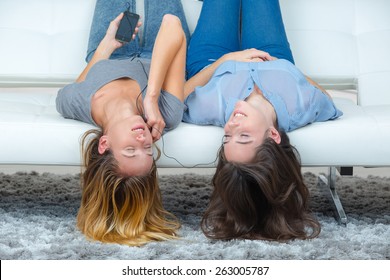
[241,0,294,63]
[186,0,241,78]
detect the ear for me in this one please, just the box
[98,135,109,154]
[268,127,281,144]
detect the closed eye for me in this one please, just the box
[145,145,153,156]
[222,135,231,144]
[125,147,135,153]
[122,147,136,157]
[237,134,252,144]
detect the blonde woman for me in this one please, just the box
[56,14,186,245]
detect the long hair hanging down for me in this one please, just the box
[77,129,179,246]
[201,130,320,241]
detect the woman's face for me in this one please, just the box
[101,115,154,176]
[223,100,271,163]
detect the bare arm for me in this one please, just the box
[184,48,275,98]
[143,14,187,140]
[76,13,141,83]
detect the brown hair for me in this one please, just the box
[201,130,320,241]
[77,129,179,246]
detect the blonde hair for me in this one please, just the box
[77,129,179,246]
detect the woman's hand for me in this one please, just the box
[100,13,125,54]
[99,13,142,56]
[76,13,142,83]
[224,48,277,62]
[143,95,165,142]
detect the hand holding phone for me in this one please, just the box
[115,11,140,43]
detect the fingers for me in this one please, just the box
[132,26,140,40]
[151,124,164,141]
[107,13,123,37]
[251,57,264,62]
[151,127,162,141]
[246,48,274,61]
[133,19,142,34]
[112,13,124,26]
[146,119,165,141]
[137,19,142,28]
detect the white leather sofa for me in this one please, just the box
[1,0,389,223]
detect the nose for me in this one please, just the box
[228,118,240,128]
[136,133,145,142]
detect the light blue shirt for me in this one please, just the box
[183,59,343,132]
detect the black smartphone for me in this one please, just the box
[115,11,140,43]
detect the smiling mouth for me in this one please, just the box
[131,125,145,132]
[234,111,247,117]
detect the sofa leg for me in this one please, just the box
[318,166,348,225]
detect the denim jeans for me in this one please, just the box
[86,0,139,62]
[86,0,190,62]
[186,0,294,79]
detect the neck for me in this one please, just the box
[102,99,139,128]
[92,80,143,128]
[247,85,277,126]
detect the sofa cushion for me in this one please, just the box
[2,86,390,167]
[86,0,140,62]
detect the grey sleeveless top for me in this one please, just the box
[56,58,184,132]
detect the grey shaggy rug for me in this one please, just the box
[0,171,389,260]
